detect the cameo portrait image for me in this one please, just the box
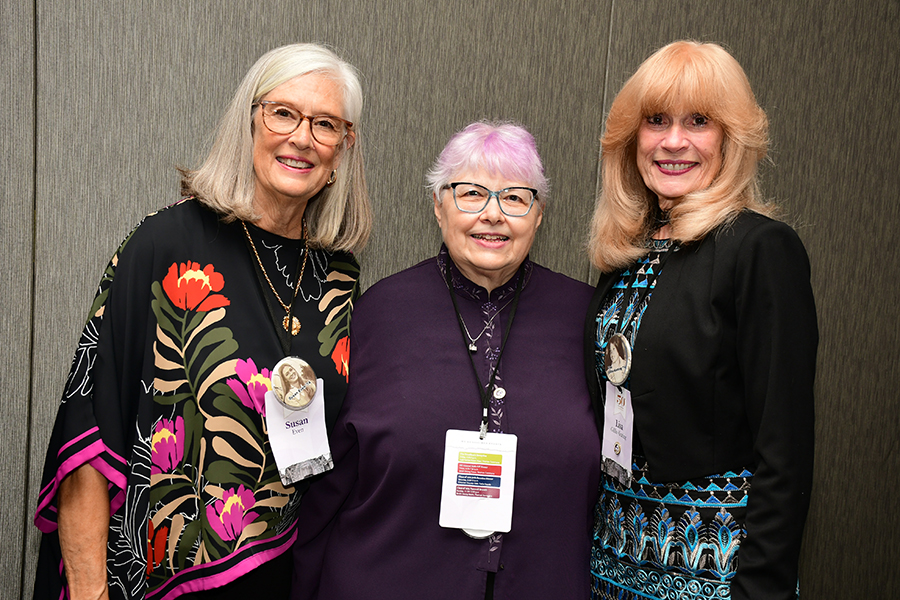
[273,357,317,408]
[607,335,628,374]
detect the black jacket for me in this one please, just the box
[584,211,817,600]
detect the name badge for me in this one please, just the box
[601,381,633,486]
[439,430,517,537]
[264,379,332,485]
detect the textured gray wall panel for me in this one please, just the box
[2,2,35,599]
[312,0,612,287]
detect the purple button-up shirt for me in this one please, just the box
[292,249,601,599]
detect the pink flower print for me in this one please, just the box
[150,416,184,475]
[206,484,258,541]
[226,358,271,416]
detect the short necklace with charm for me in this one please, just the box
[242,221,308,336]
[654,207,671,229]
[458,296,516,353]
[444,266,525,440]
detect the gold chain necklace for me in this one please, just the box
[242,221,309,335]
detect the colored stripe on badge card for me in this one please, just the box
[456,485,501,498]
[456,474,501,487]
[458,462,502,476]
[458,452,502,464]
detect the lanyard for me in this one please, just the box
[242,228,304,356]
[444,265,524,439]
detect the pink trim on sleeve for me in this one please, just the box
[87,452,128,490]
[57,559,67,600]
[56,427,101,457]
[109,489,126,516]
[34,438,129,533]
[34,512,59,534]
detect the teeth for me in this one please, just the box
[658,162,695,171]
[474,234,508,241]
[278,157,311,168]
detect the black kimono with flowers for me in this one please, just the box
[33,199,358,599]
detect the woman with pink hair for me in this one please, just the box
[291,121,601,599]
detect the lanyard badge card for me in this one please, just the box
[601,380,634,486]
[439,265,526,538]
[265,357,333,485]
[439,429,518,538]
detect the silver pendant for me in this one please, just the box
[604,333,633,387]
[468,342,478,353]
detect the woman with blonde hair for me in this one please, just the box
[33,43,370,600]
[585,41,816,599]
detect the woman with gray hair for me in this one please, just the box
[291,121,600,599]
[33,43,371,600]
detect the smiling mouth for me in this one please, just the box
[656,161,697,174]
[472,233,509,242]
[278,157,313,169]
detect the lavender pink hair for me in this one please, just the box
[426,121,549,206]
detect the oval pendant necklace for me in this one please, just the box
[242,221,308,335]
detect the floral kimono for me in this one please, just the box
[33,198,359,599]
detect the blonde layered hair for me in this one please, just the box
[182,43,371,252]
[589,41,774,272]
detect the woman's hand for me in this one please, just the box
[58,464,111,600]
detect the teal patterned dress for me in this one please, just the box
[588,220,814,600]
[592,242,751,600]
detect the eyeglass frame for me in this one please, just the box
[253,100,354,146]
[443,181,540,217]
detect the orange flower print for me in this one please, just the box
[147,520,169,576]
[162,261,230,312]
[331,336,350,382]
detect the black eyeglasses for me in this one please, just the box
[445,182,538,217]
[254,101,353,146]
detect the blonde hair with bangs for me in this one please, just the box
[181,43,371,252]
[589,40,774,272]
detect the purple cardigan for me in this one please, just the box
[292,251,601,599]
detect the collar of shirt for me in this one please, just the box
[435,244,533,304]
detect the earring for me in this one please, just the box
[326,170,337,186]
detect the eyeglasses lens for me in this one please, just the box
[453,183,534,216]
[261,104,345,146]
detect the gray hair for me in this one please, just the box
[182,43,371,251]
